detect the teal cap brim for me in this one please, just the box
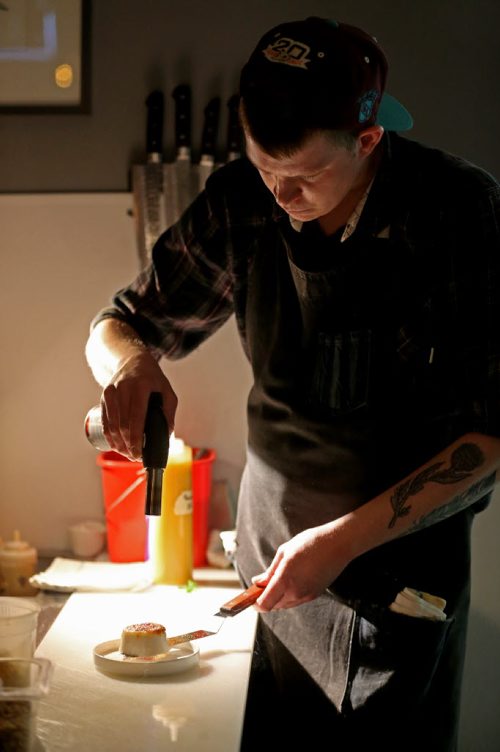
[377,93,413,131]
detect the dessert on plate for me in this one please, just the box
[119,622,169,657]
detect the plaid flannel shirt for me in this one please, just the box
[92,132,500,438]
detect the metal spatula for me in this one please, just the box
[168,583,263,647]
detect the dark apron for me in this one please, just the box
[236,220,473,750]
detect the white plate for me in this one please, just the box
[93,639,199,677]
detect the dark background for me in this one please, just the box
[0,0,499,193]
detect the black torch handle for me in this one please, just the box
[142,392,169,470]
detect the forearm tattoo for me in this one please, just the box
[388,442,488,530]
[407,473,496,534]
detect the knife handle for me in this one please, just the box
[219,583,264,616]
[226,93,241,161]
[201,97,221,158]
[145,90,164,160]
[173,84,191,151]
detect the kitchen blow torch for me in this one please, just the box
[84,392,169,515]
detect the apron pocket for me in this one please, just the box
[347,608,454,713]
[310,329,371,415]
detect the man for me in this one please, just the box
[86,18,500,750]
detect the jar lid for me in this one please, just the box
[0,530,37,560]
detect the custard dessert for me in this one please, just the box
[119,622,169,656]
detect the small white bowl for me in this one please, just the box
[68,521,106,558]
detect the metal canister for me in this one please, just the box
[84,405,110,452]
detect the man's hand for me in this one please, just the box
[101,351,177,461]
[85,319,177,462]
[251,518,355,611]
[250,432,500,613]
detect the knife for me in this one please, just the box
[168,582,263,647]
[164,83,197,228]
[131,90,166,268]
[226,93,242,162]
[123,583,263,661]
[198,96,221,192]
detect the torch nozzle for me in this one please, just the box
[145,468,164,516]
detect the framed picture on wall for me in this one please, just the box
[0,0,90,113]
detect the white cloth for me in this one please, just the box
[30,557,152,593]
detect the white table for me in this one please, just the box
[35,585,257,751]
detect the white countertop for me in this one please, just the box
[34,585,257,751]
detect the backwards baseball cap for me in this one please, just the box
[240,17,413,133]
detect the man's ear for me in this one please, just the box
[358,125,385,156]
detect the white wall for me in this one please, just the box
[0,193,252,553]
[0,193,498,747]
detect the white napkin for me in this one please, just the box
[30,557,152,593]
[389,587,447,621]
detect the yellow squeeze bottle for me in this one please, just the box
[149,435,193,585]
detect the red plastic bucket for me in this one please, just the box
[97,448,216,565]
[192,448,216,567]
[97,451,148,562]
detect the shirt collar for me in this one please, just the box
[273,132,395,240]
[285,178,374,240]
